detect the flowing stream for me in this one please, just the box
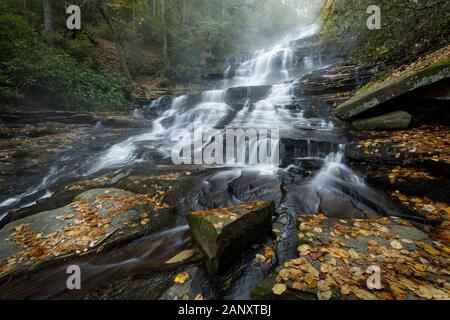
[0,23,405,299]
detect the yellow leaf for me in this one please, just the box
[305,273,316,285]
[417,242,441,256]
[174,272,189,284]
[317,290,332,300]
[368,240,378,247]
[348,249,359,259]
[341,284,351,295]
[297,244,312,256]
[353,287,377,300]
[336,250,348,259]
[390,240,403,250]
[415,264,427,272]
[194,294,203,300]
[272,283,287,296]
[416,286,433,300]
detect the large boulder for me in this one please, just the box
[252,214,450,300]
[187,201,275,274]
[351,111,412,131]
[0,188,174,281]
[335,47,450,120]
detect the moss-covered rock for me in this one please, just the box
[335,58,450,120]
[187,201,275,274]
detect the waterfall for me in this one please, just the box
[0,22,383,219]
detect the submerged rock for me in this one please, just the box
[351,111,412,131]
[252,214,450,300]
[0,188,174,281]
[187,201,275,274]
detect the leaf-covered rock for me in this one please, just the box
[187,201,275,274]
[0,188,174,280]
[252,214,450,300]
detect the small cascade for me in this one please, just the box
[132,108,145,121]
[0,22,399,240]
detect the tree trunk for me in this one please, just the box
[182,0,189,27]
[161,0,170,72]
[132,0,136,33]
[96,0,133,83]
[43,0,53,44]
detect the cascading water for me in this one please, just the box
[0,22,375,220]
[0,18,411,301]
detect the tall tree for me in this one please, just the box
[161,0,170,71]
[182,0,189,27]
[96,0,133,82]
[43,0,53,43]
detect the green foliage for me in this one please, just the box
[0,1,130,110]
[5,47,129,110]
[320,0,450,67]
[0,0,324,108]
[0,14,33,60]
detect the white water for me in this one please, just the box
[83,23,321,176]
[0,23,327,214]
[0,22,372,217]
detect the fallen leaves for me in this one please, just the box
[0,190,171,278]
[297,244,312,256]
[391,191,449,221]
[388,166,436,183]
[416,242,441,256]
[192,201,267,223]
[353,125,450,162]
[255,245,276,264]
[356,45,450,94]
[390,240,403,250]
[272,283,287,295]
[174,272,189,284]
[165,249,195,264]
[270,214,450,300]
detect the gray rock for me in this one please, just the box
[335,59,450,120]
[251,215,450,300]
[0,188,174,280]
[187,201,275,274]
[351,111,412,131]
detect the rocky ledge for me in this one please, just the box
[335,45,450,130]
[252,214,450,300]
[0,188,174,281]
[187,201,275,274]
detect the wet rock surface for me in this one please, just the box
[0,30,448,301]
[252,214,450,300]
[0,188,173,281]
[335,45,450,122]
[351,111,412,131]
[187,201,274,274]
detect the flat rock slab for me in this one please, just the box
[335,47,450,120]
[252,214,450,300]
[0,188,173,280]
[187,201,275,274]
[351,111,412,131]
